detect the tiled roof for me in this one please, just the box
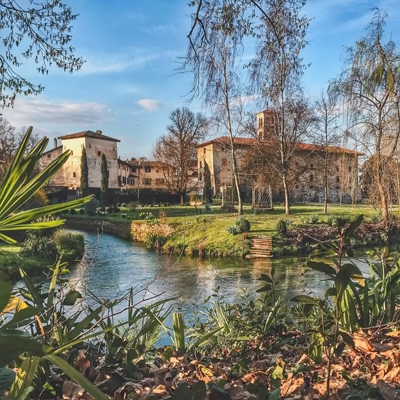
[42,145,62,156]
[197,136,362,155]
[197,136,256,147]
[58,130,120,142]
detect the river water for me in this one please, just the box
[67,231,376,314]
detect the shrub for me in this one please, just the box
[23,188,49,210]
[69,208,76,215]
[85,197,100,215]
[116,202,121,207]
[107,206,114,213]
[310,214,319,224]
[236,216,251,233]
[121,202,127,207]
[226,225,241,235]
[128,201,139,212]
[139,212,155,220]
[79,208,85,215]
[276,220,287,236]
[53,230,85,261]
[21,234,58,261]
[114,206,120,213]
[327,214,339,227]
[146,233,167,250]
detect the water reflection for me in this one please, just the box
[68,231,338,315]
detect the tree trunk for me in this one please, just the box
[180,193,184,205]
[282,175,291,215]
[377,179,389,224]
[222,59,242,215]
[324,154,328,214]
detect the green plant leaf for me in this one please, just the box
[0,330,42,366]
[335,269,350,297]
[8,356,40,400]
[44,355,109,400]
[306,261,337,276]
[344,215,363,241]
[0,280,12,313]
[268,388,280,400]
[290,295,318,305]
[63,290,82,306]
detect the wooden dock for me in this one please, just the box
[247,235,273,258]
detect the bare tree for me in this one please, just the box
[0,0,84,107]
[332,10,400,224]
[184,1,250,214]
[153,107,208,204]
[313,89,342,213]
[248,0,310,215]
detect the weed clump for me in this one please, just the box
[276,220,287,236]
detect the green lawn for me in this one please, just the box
[0,245,46,280]
[67,202,393,257]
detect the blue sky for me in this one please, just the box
[3,0,400,159]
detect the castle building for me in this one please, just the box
[42,130,120,189]
[197,111,362,203]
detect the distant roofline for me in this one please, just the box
[58,130,120,142]
[197,136,363,156]
[42,145,62,156]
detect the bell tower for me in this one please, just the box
[256,110,276,140]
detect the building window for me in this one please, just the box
[89,144,91,148]
[199,161,202,168]
[143,178,151,185]
[122,176,126,184]
[310,163,313,170]
[47,153,51,158]
[203,148,206,154]
[222,158,227,167]
[98,151,101,156]
[145,166,151,173]
[199,172,203,181]
[70,150,73,156]
[349,166,352,172]
[258,118,263,128]
[336,166,339,172]
[113,147,115,151]
[73,172,76,178]
[156,178,165,185]
[128,177,134,185]
[336,176,340,183]
[131,167,136,173]
[309,174,313,182]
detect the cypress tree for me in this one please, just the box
[101,153,109,205]
[203,160,212,203]
[80,146,89,197]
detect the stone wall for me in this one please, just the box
[64,217,131,240]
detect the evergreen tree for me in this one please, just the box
[203,161,212,203]
[80,146,89,197]
[101,153,109,205]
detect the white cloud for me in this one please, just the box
[3,98,113,128]
[136,99,163,111]
[79,49,178,75]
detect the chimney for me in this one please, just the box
[96,130,102,135]
[54,138,57,148]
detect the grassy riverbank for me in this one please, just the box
[65,202,399,257]
[0,245,45,280]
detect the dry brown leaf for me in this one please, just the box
[352,330,375,353]
[386,331,400,338]
[280,376,303,397]
[74,351,91,375]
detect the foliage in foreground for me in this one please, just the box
[3,214,400,399]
